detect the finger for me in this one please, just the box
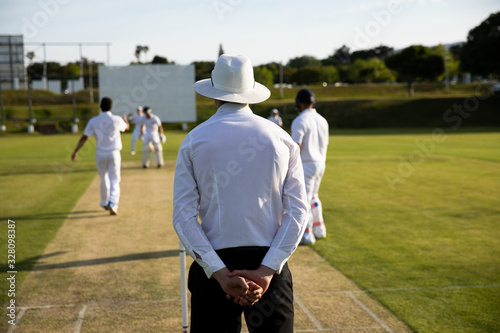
[234,277,249,292]
[228,269,247,277]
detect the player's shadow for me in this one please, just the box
[0,210,112,221]
[30,250,179,271]
[0,251,68,273]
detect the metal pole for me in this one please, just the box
[43,43,47,90]
[107,43,110,65]
[71,77,78,133]
[179,241,189,333]
[279,62,284,99]
[445,54,450,94]
[89,61,94,103]
[79,43,84,79]
[27,73,35,133]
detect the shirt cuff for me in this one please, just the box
[261,247,291,274]
[196,250,226,278]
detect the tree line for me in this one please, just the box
[26,12,499,96]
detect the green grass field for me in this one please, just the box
[317,128,500,332]
[1,128,499,332]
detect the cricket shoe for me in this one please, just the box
[300,230,316,245]
[107,202,118,215]
[313,223,327,239]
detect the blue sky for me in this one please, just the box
[1,0,499,66]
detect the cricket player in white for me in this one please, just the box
[291,89,329,244]
[141,106,166,168]
[72,97,129,215]
[130,106,144,155]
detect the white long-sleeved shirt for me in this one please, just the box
[131,113,144,135]
[291,108,329,163]
[83,111,127,152]
[143,114,161,136]
[173,103,309,278]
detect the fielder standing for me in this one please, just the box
[129,105,144,155]
[71,97,129,215]
[267,108,283,127]
[141,106,165,168]
[291,89,329,244]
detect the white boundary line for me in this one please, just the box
[294,293,323,330]
[6,307,26,333]
[347,292,393,333]
[74,304,87,333]
[6,284,499,332]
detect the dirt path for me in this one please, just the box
[6,161,411,332]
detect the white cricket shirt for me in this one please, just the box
[83,111,128,152]
[143,114,161,135]
[291,108,329,163]
[173,103,309,278]
[131,113,144,134]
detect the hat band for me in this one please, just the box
[211,77,256,93]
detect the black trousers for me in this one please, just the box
[188,246,294,333]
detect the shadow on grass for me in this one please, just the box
[0,165,96,177]
[0,250,178,272]
[0,210,108,221]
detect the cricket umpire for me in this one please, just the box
[291,89,329,244]
[173,54,309,333]
[72,97,129,215]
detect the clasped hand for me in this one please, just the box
[213,265,275,307]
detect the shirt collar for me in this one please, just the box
[301,107,317,114]
[216,102,252,115]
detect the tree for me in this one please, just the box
[460,12,500,76]
[291,68,321,85]
[385,45,444,96]
[431,44,460,81]
[351,45,394,61]
[218,44,225,58]
[134,45,149,63]
[319,66,340,84]
[253,67,274,87]
[257,62,281,83]
[287,55,322,69]
[152,55,169,64]
[322,45,351,66]
[192,61,215,81]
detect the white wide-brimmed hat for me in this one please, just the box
[194,54,271,104]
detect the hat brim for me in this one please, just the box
[194,79,271,104]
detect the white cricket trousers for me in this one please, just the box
[95,150,121,207]
[130,128,142,152]
[302,161,326,236]
[142,133,164,167]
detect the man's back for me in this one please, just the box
[291,108,329,163]
[175,103,305,250]
[84,112,126,152]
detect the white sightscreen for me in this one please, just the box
[98,64,196,122]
